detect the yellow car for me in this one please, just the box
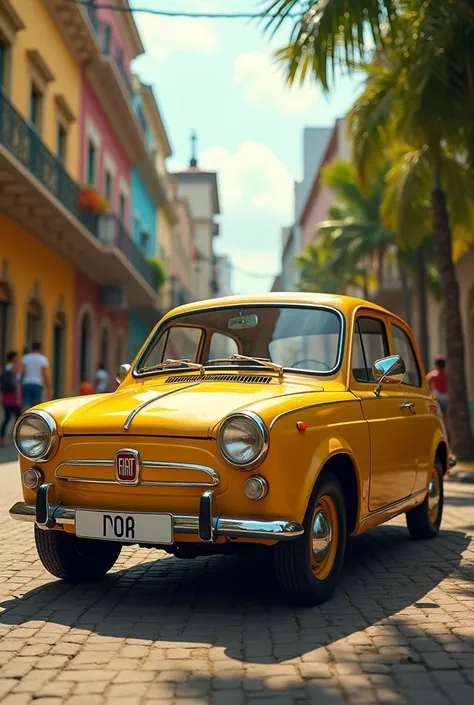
[10,294,449,605]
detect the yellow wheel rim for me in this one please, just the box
[428,468,441,523]
[310,495,338,580]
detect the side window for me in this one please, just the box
[352,317,389,383]
[208,332,238,360]
[391,324,421,387]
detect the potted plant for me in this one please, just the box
[79,185,109,215]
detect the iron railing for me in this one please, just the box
[0,87,99,236]
[99,215,158,290]
[0,88,155,292]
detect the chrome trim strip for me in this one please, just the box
[361,488,427,521]
[269,398,360,430]
[132,303,346,380]
[9,500,304,541]
[123,383,199,431]
[55,459,220,487]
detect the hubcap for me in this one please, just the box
[312,509,332,562]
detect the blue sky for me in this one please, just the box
[132,0,363,293]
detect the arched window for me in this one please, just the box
[79,310,93,382]
[100,324,109,369]
[0,282,11,367]
[52,311,66,398]
[26,298,43,350]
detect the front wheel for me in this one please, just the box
[35,526,122,581]
[274,472,347,606]
[406,461,444,539]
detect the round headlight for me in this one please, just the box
[14,411,58,462]
[218,412,268,469]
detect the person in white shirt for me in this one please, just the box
[21,342,51,409]
[95,364,109,393]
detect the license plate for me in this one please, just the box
[75,510,173,545]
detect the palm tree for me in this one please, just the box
[263,1,474,459]
[295,239,369,295]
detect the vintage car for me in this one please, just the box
[10,294,449,605]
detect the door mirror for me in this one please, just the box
[372,355,405,396]
[116,363,131,384]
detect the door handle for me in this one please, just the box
[400,402,415,409]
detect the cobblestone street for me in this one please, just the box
[0,461,473,705]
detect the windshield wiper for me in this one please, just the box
[206,354,283,380]
[140,358,205,376]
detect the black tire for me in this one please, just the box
[406,460,444,540]
[274,471,347,606]
[35,526,122,581]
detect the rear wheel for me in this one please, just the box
[35,526,121,581]
[274,472,347,606]
[406,460,444,539]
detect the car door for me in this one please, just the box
[387,322,437,491]
[350,313,417,512]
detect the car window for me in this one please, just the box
[391,324,421,387]
[352,317,389,383]
[208,332,239,360]
[143,326,202,368]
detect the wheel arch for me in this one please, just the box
[309,451,362,536]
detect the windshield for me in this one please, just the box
[136,305,343,375]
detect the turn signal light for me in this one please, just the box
[244,475,268,501]
[22,468,44,489]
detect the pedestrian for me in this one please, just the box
[79,376,94,395]
[427,355,448,412]
[0,351,22,447]
[95,363,109,393]
[20,342,51,409]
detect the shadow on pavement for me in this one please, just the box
[0,524,471,665]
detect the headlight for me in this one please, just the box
[13,411,58,462]
[218,412,268,469]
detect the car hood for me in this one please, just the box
[57,378,329,437]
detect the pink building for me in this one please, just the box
[171,197,195,305]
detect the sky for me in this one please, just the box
[131,0,363,294]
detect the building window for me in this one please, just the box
[87,139,96,185]
[140,230,149,254]
[119,193,126,223]
[0,39,5,89]
[26,298,43,349]
[104,170,113,202]
[57,123,67,163]
[29,82,43,131]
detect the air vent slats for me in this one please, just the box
[166,374,272,384]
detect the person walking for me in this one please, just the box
[427,354,450,442]
[95,363,109,393]
[21,342,51,409]
[0,351,22,446]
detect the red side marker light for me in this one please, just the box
[296,421,307,431]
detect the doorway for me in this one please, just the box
[52,311,65,398]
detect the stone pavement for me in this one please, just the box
[0,461,473,705]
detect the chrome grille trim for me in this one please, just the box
[165,374,272,384]
[55,459,219,488]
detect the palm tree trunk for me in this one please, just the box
[396,256,412,326]
[415,245,429,372]
[431,177,474,460]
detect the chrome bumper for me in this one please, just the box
[9,483,304,543]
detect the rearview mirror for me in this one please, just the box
[372,355,405,396]
[228,313,258,330]
[116,363,131,384]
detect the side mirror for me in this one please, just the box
[116,363,131,384]
[372,355,405,396]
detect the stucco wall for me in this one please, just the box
[8,0,81,179]
[79,75,131,225]
[131,168,156,257]
[0,214,74,395]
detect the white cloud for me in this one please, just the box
[197,142,293,217]
[135,15,219,62]
[234,52,319,116]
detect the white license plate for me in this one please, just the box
[75,510,173,545]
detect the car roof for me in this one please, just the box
[165,292,396,319]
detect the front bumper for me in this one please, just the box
[9,483,304,543]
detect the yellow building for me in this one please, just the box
[0,0,81,395]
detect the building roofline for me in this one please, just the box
[140,82,173,157]
[172,170,221,215]
[118,0,145,57]
[298,123,338,227]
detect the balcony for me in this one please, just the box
[0,88,157,308]
[97,21,134,98]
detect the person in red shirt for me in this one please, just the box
[79,376,94,395]
[426,354,450,444]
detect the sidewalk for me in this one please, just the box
[450,460,474,483]
[0,445,17,464]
